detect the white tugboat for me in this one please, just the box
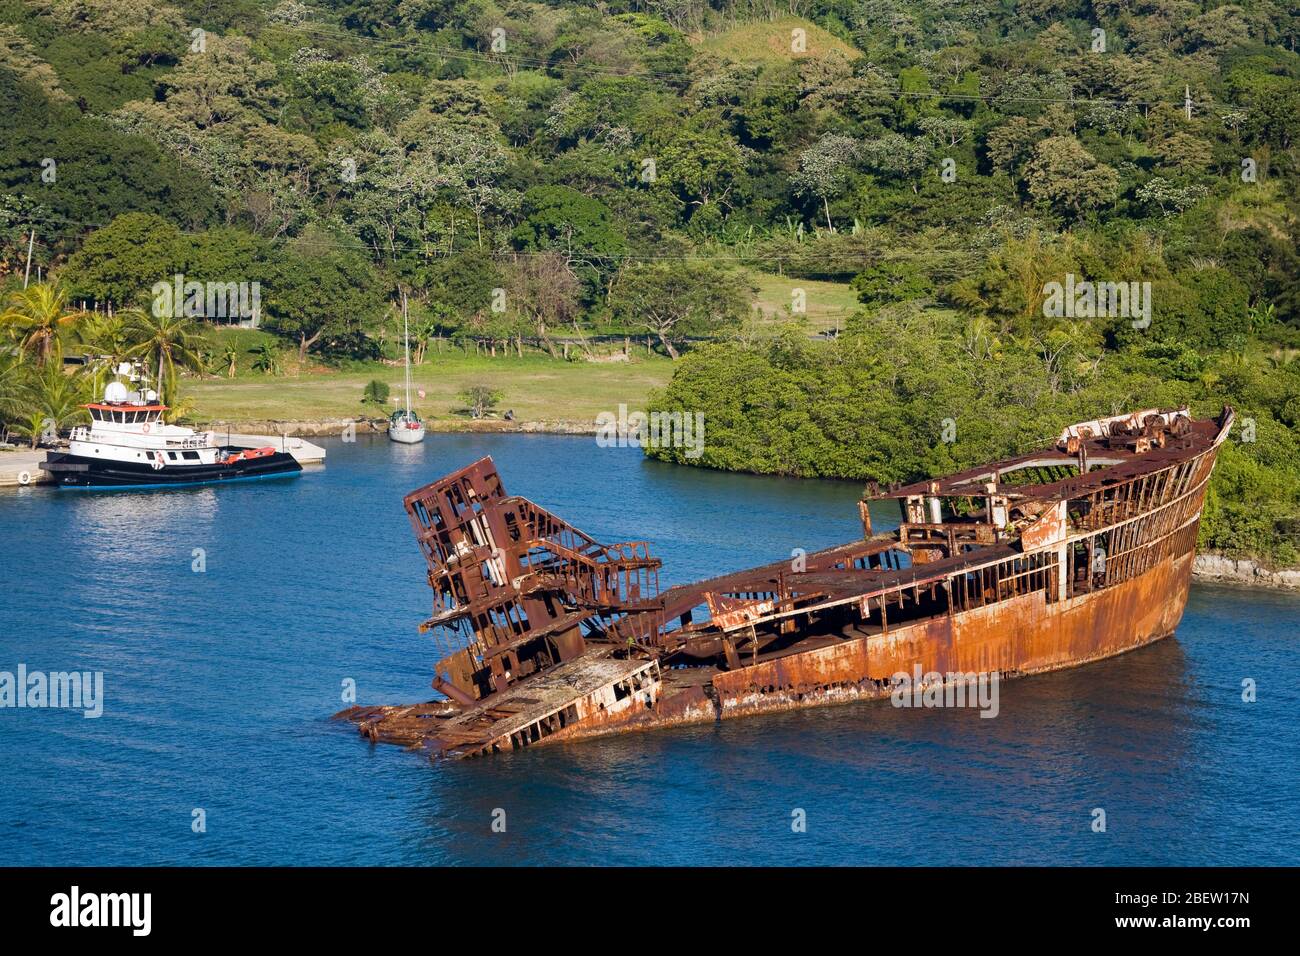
[388,293,425,445]
[43,379,301,489]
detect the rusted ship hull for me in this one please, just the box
[711,542,1196,722]
[338,407,1231,760]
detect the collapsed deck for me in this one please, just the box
[338,407,1234,759]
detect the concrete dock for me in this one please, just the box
[0,449,47,486]
[0,433,326,486]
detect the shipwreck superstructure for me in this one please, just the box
[338,407,1234,759]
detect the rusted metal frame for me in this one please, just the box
[406,464,667,653]
[1162,462,1182,504]
[350,411,1233,760]
[1128,475,1146,521]
[710,585,835,633]
[1077,453,1183,531]
[889,450,1126,500]
[657,537,898,604]
[1065,456,1214,591]
[890,442,1181,504]
[477,612,583,662]
[514,539,659,608]
[992,551,1053,602]
[1146,469,1165,510]
[1133,472,1151,519]
[1173,460,1191,499]
[1002,433,1211,511]
[1155,466,1174,506]
[511,498,601,557]
[1063,457,1203,591]
[693,542,1035,636]
[1066,458,1213,550]
[1100,506,1204,587]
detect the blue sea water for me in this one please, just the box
[1,434,1297,866]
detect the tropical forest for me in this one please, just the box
[1,0,1298,565]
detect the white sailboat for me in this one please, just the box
[388,292,426,444]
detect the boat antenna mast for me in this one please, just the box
[113,358,152,401]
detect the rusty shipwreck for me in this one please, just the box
[338,406,1234,759]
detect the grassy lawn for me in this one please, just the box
[746,270,860,333]
[186,271,860,424]
[187,351,675,425]
[202,326,281,353]
[692,16,858,64]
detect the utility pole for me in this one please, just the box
[1184,85,1193,122]
[23,229,34,288]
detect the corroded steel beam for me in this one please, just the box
[337,406,1235,761]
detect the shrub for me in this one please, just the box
[461,384,502,419]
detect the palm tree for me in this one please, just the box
[78,311,132,365]
[123,309,204,409]
[76,311,133,399]
[9,409,53,449]
[0,350,25,441]
[10,361,90,447]
[221,342,239,378]
[0,282,88,365]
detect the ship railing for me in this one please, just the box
[1067,461,1215,592]
[1071,453,1205,531]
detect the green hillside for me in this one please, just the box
[1,0,1298,564]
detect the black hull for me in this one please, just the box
[43,450,302,488]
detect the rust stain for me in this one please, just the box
[1021,500,1068,550]
[337,407,1234,761]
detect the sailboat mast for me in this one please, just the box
[402,292,411,412]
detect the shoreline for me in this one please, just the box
[1191,553,1300,591]
[199,417,602,437]
[37,417,1295,591]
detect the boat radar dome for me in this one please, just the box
[103,381,129,403]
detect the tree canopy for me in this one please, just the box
[2,0,1299,562]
